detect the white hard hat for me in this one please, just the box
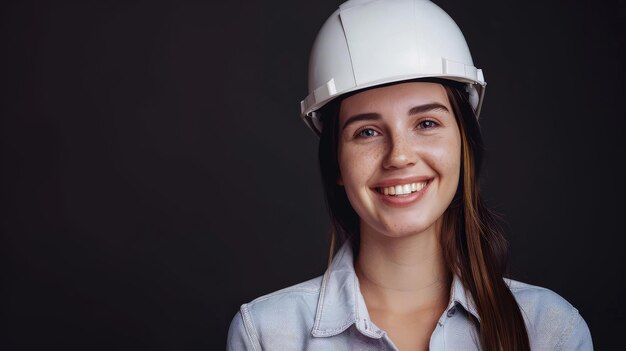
[300,0,486,136]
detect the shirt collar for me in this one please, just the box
[448,268,480,322]
[311,242,480,338]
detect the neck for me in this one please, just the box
[355,220,451,315]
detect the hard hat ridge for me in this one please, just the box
[300,0,486,136]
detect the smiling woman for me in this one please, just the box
[336,83,461,238]
[226,0,593,350]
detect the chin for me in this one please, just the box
[375,220,438,238]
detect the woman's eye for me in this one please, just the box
[356,128,380,138]
[417,120,438,129]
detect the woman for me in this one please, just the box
[227,0,593,350]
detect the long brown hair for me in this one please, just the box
[317,79,530,350]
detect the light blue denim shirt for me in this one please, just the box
[227,242,593,350]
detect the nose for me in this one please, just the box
[382,133,417,170]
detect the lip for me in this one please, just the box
[372,178,432,208]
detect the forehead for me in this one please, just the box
[339,82,449,120]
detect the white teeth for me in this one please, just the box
[378,181,428,196]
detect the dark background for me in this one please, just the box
[1,0,624,349]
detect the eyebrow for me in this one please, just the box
[341,102,450,131]
[409,102,449,115]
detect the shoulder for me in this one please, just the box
[226,275,323,350]
[243,275,323,324]
[505,278,593,350]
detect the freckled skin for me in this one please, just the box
[337,82,461,239]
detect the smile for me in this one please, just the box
[375,180,430,196]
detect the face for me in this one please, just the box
[337,82,461,238]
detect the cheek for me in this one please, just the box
[339,146,379,186]
[424,134,462,181]
[338,143,385,201]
